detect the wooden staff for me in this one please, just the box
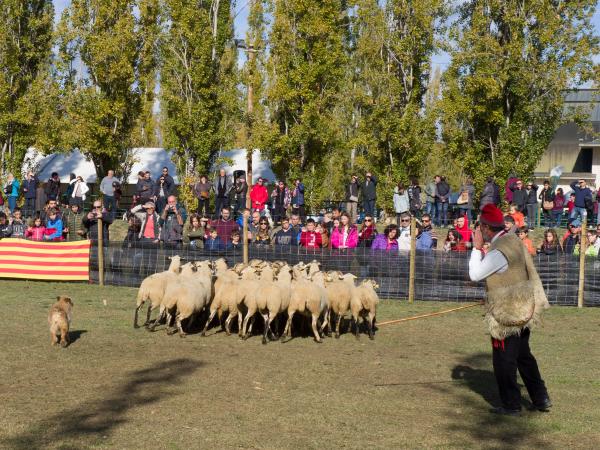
[377,302,483,327]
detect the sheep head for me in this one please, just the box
[167,255,182,273]
[248,259,264,268]
[362,279,379,290]
[213,258,228,273]
[233,263,247,274]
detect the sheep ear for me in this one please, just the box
[56,296,61,301]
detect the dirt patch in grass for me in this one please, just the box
[0,280,598,449]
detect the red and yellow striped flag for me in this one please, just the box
[0,238,91,281]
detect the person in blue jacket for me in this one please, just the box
[204,227,224,251]
[3,173,20,213]
[44,208,63,240]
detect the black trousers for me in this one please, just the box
[492,328,548,410]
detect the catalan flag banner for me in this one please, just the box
[0,238,91,281]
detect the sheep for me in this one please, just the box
[134,255,181,329]
[162,260,214,337]
[351,279,380,340]
[324,271,358,339]
[240,262,293,344]
[283,268,329,343]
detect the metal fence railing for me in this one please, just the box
[87,242,598,307]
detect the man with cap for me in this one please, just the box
[131,200,161,244]
[468,203,551,416]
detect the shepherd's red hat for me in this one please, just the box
[480,204,504,227]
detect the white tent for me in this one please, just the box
[23,147,276,184]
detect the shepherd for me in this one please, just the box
[469,204,552,416]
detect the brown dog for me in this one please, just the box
[48,296,73,347]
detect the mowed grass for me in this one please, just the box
[0,280,599,449]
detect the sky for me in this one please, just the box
[53,0,599,73]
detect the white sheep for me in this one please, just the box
[324,271,358,338]
[162,260,214,337]
[351,279,380,340]
[134,255,181,329]
[283,268,329,343]
[201,263,243,336]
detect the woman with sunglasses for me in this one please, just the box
[253,217,271,246]
[358,216,376,248]
[330,212,358,249]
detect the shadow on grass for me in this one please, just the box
[431,352,549,448]
[4,358,202,449]
[69,329,87,345]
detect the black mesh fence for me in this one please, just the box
[88,242,598,306]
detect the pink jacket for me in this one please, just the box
[26,226,46,241]
[330,226,359,249]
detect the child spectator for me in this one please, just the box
[25,215,46,241]
[330,212,358,249]
[205,228,224,251]
[0,212,11,238]
[8,208,27,238]
[316,222,330,248]
[44,208,63,241]
[538,229,562,255]
[552,188,565,228]
[227,230,242,250]
[299,218,322,248]
[574,230,600,257]
[62,203,85,241]
[509,204,525,228]
[517,226,536,255]
[566,193,575,216]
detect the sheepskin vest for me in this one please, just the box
[485,233,550,339]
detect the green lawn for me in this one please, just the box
[0,280,598,449]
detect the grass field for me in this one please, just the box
[1,280,598,449]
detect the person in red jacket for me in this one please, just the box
[299,218,322,248]
[250,177,269,213]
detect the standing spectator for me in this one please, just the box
[370,224,399,251]
[537,229,562,255]
[525,181,539,229]
[35,181,46,216]
[289,214,303,245]
[136,171,154,204]
[424,176,438,218]
[184,214,207,249]
[509,204,525,228]
[455,214,473,248]
[480,176,500,208]
[271,180,290,224]
[22,172,39,218]
[330,212,358,249]
[82,201,113,243]
[291,178,306,220]
[69,176,89,208]
[113,179,123,211]
[160,167,175,196]
[517,227,536,255]
[458,177,475,222]
[508,179,527,212]
[408,178,422,217]
[346,174,360,223]
[417,214,437,250]
[62,203,85,241]
[250,177,269,213]
[539,180,555,228]
[253,217,271,246]
[551,188,565,228]
[247,210,262,241]
[100,170,118,219]
[316,222,329,248]
[397,213,412,251]
[3,173,20,213]
[214,168,232,219]
[8,208,26,238]
[210,206,239,243]
[393,183,410,226]
[299,218,322,248]
[272,216,295,246]
[435,176,450,227]
[361,172,377,219]
[44,208,63,241]
[193,174,212,216]
[227,230,242,251]
[25,215,46,240]
[205,228,224,251]
[233,175,248,216]
[160,195,186,249]
[40,199,61,222]
[44,172,61,201]
[569,178,592,223]
[63,174,76,207]
[505,174,519,204]
[154,175,169,213]
[566,192,575,217]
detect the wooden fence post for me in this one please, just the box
[98,217,104,286]
[408,216,417,304]
[577,218,587,308]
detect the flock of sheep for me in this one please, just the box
[133,256,380,343]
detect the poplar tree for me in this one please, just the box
[159,0,237,175]
[441,0,600,189]
[0,0,54,174]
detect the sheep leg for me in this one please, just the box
[237,312,244,337]
[282,311,295,343]
[134,302,143,328]
[335,314,343,339]
[176,314,187,338]
[201,310,217,336]
[269,313,279,341]
[143,304,153,327]
[352,315,360,339]
[367,313,375,340]
[319,309,329,338]
[149,308,165,332]
[311,314,322,343]
[224,313,234,336]
[261,313,270,345]
[241,312,252,340]
[187,313,196,331]
[326,310,333,337]
[248,315,256,335]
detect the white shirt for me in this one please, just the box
[468,232,509,282]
